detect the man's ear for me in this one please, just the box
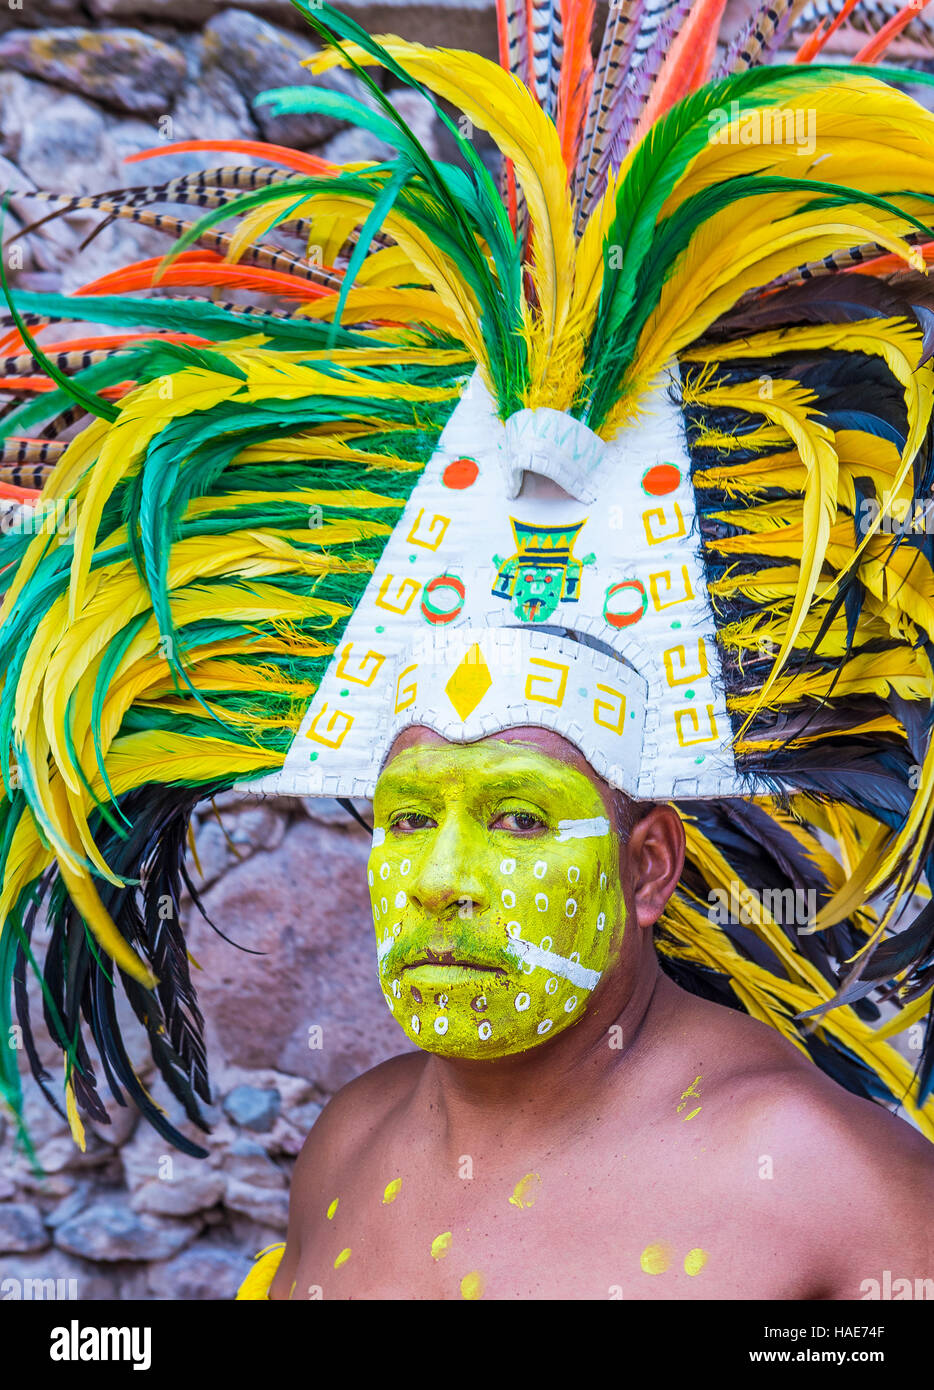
[626,805,685,931]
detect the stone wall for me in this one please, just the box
[1,791,418,1299]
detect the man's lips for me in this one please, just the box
[404,950,504,974]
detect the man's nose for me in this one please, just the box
[408,815,491,917]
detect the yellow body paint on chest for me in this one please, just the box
[677,1075,702,1122]
[382,1177,402,1204]
[326,1197,339,1220]
[431,1231,452,1260]
[334,1247,351,1269]
[369,742,626,1061]
[640,1242,672,1274]
[460,1271,485,1300]
[684,1248,708,1276]
[508,1172,542,1209]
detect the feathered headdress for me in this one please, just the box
[3,0,934,1157]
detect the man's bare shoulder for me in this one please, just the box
[678,992,934,1295]
[268,1052,424,1298]
[294,1051,424,1181]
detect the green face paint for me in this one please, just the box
[368,740,627,1059]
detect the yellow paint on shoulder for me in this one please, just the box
[640,1242,672,1275]
[382,1177,403,1205]
[681,1106,702,1122]
[327,1197,339,1219]
[677,1075,702,1113]
[431,1231,453,1260]
[508,1171,542,1209]
[334,1247,351,1269]
[684,1248,708,1276]
[460,1270,484,1300]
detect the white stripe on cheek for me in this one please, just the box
[504,937,602,991]
[371,827,386,847]
[554,816,610,842]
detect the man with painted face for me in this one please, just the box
[267,723,934,1302]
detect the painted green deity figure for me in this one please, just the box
[369,740,625,1058]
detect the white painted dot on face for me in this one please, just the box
[545,978,558,995]
[478,1021,492,1041]
[400,858,411,876]
[391,979,401,998]
[502,889,516,909]
[600,872,607,890]
[379,861,390,880]
[392,921,402,936]
[380,896,388,914]
[533,860,548,879]
[537,1019,553,1035]
[565,898,577,918]
[506,920,522,938]
[596,912,606,932]
[567,865,580,884]
[535,893,549,912]
[539,936,553,952]
[500,858,516,875]
[394,890,407,909]
[411,1015,421,1035]
[564,996,579,1013]
[515,992,530,1012]
[373,903,381,922]
[384,993,394,1011]
[434,1016,449,1035]
[436,993,449,1010]
[368,869,374,887]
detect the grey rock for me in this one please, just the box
[168,70,260,160]
[227,804,287,853]
[224,1178,289,1229]
[189,815,237,890]
[6,1167,76,1201]
[300,795,373,828]
[146,1242,249,1300]
[34,1135,115,1175]
[0,27,187,116]
[200,9,380,150]
[188,817,413,1093]
[54,1201,200,1261]
[0,1247,134,1301]
[132,1171,226,1216]
[90,0,222,19]
[0,1202,48,1253]
[289,1098,324,1137]
[222,1084,281,1132]
[88,1102,139,1149]
[189,804,288,890]
[45,1185,91,1230]
[121,1120,219,1192]
[318,124,397,165]
[0,0,87,34]
[222,1138,287,1190]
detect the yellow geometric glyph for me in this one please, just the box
[444,643,493,719]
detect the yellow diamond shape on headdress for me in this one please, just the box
[445,643,492,720]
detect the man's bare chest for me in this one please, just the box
[289,1145,802,1300]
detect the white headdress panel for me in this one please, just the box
[242,370,747,800]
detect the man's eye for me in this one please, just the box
[391,813,433,831]
[495,810,546,833]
